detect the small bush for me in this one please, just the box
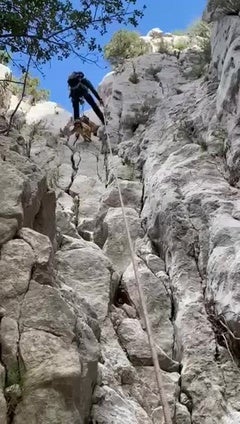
[157,38,169,54]
[6,362,25,388]
[190,40,211,78]
[187,20,212,78]
[11,73,50,105]
[188,20,210,38]
[199,139,208,151]
[129,62,140,84]
[104,30,149,67]
[174,38,190,51]
[0,50,10,65]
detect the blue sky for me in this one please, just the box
[25,0,207,112]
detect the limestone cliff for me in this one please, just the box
[1,1,240,423]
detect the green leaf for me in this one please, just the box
[0,0,144,63]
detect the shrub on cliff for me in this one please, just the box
[188,20,211,39]
[0,50,10,65]
[104,30,149,66]
[188,20,212,78]
[11,73,50,105]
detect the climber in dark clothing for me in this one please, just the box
[68,72,105,125]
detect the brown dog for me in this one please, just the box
[70,119,92,142]
[70,116,100,143]
[81,115,100,136]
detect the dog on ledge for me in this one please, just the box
[60,115,100,143]
[70,115,100,143]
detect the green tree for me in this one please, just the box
[104,30,149,66]
[0,0,144,64]
[0,49,10,65]
[173,38,190,51]
[11,73,50,105]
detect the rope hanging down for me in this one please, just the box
[102,107,173,424]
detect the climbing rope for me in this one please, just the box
[80,99,85,117]
[102,106,173,424]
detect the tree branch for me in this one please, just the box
[220,319,240,340]
[0,79,24,84]
[6,55,32,135]
[0,10,135,43]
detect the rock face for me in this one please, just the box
[204,0,240,22]
[1,1,240,423]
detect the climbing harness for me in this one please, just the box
[102,106,173,424]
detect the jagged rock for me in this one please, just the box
[0,317,19,368]
[33,189,56,243]
[56,241,118,321]
[56,207,80,240]
[0,217,18,246]
[0,238,35,317]
[131,366,179,417]
[0,138,56,243]
[0,229,100,422]
[25,101,71,133]
[58,234,99,252]
[98,16,240,420]
[91,385,151,424]
[117,318,179,372]
[92,319,150,422]
[122,258,173,355]
[19,280,75,338]
[93,179,143,248]
[204,0,240,22]
[121,303,137,318]
[210,15,240,181]
[18,228,54,285]
[102,207,144,273]
[0,364,7,424]
[151,407,165,424]
[107,155,137,181]
[56,192,80,240]
[206,212,240,333]
[0,229,53,322]
[15,280,99,423]
[0,307,6,318]
[99,318,136,385]
[101,180,143,213]
[70,174,104,236]
[175,403,192,424]
[13,387,84,424]
[217,350,240,416]
[57,163,73,191]
[0,161,26,244]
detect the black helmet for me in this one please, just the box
[68,71,84,88]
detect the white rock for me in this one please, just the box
[25,101,71,134]
[102,207,144,273]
